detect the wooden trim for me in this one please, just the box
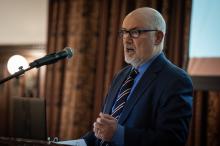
[191,76,220,91]
[0,45,46,57]
[188,58,220,76]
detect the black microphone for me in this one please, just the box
[29,47,73,68]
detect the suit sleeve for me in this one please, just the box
[124,75,193,146]
[82,132,96,146]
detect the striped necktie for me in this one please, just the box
[99,68,139,146]
[111,68,139,119]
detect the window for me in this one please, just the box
[188,0,220,76]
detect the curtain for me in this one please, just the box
[187,90,220,146]
[47,0,209,144]
[46,0,103,139]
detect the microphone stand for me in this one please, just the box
[0,66,34,85]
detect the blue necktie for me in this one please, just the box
[99,68,139,146]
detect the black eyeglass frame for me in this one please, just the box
[118,28,158,38]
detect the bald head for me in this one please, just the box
[121,7,166,67]
[123,7,166,33]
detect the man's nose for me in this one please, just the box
[123,32,132,40]
[123,33,133,43]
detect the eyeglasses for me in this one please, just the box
[118,28,158,38]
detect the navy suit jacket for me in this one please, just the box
[83,53,193,146]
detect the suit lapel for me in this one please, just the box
[103,67,132,114]
[119,53,167,124]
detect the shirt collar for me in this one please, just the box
[133,52,162,74]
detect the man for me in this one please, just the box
[83,7,193,146]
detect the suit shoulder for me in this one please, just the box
[163,61,192,85]
[152,53,191,82]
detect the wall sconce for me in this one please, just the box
[7,55,29,75]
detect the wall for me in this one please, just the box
[0,0,48,45]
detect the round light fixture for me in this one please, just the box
[7,55,29,74]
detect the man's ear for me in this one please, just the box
[154,31,164,45]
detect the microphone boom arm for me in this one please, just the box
[0,66,34,84]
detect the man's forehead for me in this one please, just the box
[122,13,150,29]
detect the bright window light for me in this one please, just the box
[189,0,220,57]
[7,55,29,74]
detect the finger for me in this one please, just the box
[93,124,99,133]
[96,117,111,125]
[94,123,102,135]
[94,131,101,139]
[93,126,101,138]
[99,113,115,120]
[94,128,102,139]
[98,117,117,126]
[94,121,106,131]
[93,127,97,134]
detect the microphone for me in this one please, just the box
[29,47,73,68]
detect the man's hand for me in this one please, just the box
[93,113,117,141]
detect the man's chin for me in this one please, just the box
[125,58,143,67]
[125,58,139,67]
